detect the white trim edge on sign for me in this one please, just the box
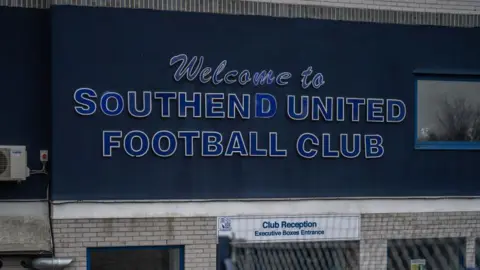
[52,198,480,219]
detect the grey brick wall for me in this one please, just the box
[467,236,476,267]
[0,0,479,27]
[53,212,480,270]
[359,239,387,270]
[360,211,480,269]
[52,217,217,270]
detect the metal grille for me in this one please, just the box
[227,215,473,270]
[232,241,360,270]
[0,148,10,177]
[387,238,466,270]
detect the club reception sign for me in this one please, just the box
[50,6,480,200]
[217,215,360,242]
[74,54,406,160]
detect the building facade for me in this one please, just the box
[1,0,480,270]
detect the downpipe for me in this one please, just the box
[29,258,74,269]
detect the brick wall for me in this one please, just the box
[360,212,480,270]
[52,217,217,270]
[53,212,480,270]
[0,0,479,27]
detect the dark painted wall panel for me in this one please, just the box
[0,7,50,200]
[46,6,479,200]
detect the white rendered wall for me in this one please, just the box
[52,198,480,219]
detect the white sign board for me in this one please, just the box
[410,259,426,270]
[217,215,360,242]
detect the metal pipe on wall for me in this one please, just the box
[31,257,73,269]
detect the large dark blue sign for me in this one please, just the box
[51,6,480,200]
[0,7,50,200]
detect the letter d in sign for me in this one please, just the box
[386,99,407,123]
[255,93,277,118]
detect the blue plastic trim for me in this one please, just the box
[413,69,480,77]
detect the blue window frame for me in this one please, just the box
[414,70,480,150]
[86,245,184,270]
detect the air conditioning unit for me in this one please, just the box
[0,145,29,181]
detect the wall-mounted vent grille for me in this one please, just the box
[0,148,11,178]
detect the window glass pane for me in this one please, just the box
[89,247,182,270]
[416,79,480,150]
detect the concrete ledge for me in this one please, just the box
[52,198,480,219]
[0,202,52,253]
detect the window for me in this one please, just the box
[87,246,184,270]
[232,241,360,270]
[387,238,465,270]
[415,71,480,150]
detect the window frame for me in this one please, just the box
[414,69,480,150]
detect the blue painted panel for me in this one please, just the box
[0,7,50,200]
[50,6,480,200]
